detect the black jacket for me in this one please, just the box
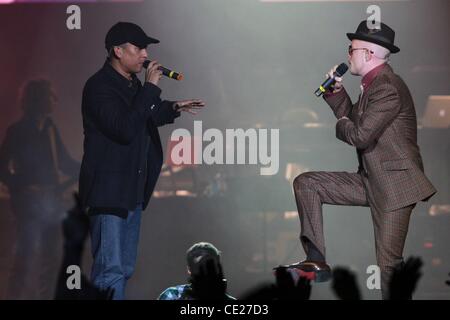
[0,116,79,192]
[79,61,180,217]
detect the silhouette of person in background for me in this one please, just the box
[158,242,235,300]
[0,78,79,299]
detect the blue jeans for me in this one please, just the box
[89,205,142,300]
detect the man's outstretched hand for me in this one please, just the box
[174,99,205,115]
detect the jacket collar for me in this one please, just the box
[361,63,390,91]
[103,60,140,89]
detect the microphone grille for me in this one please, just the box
[336,63,349,77]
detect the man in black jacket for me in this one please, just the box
[79,22,205,299]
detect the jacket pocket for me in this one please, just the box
[382,159,412,171]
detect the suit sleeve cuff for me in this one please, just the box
[323,88,346,101]
[167,101,181,120]
[323,88,350,119]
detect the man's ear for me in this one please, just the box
[113,46,123,59]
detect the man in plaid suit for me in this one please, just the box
[288,21,436,299]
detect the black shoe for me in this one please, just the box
[276,260,332,283]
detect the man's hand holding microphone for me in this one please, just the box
[145,60,164,86]
[326,64,345,94]
[145,60,205,115]
[315,63,348,97]
[318,63,350,122]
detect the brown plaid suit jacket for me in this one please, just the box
[324,64,436,212]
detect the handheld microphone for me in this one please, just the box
[143,60,184,81]
[314,63,348,97]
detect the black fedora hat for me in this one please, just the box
[347,20,400,54]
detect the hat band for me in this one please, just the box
[360,32,394,45]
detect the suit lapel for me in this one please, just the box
[358,65,394,118]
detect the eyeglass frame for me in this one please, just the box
[348,45,374,56]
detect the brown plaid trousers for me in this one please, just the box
[293,64,436,298]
